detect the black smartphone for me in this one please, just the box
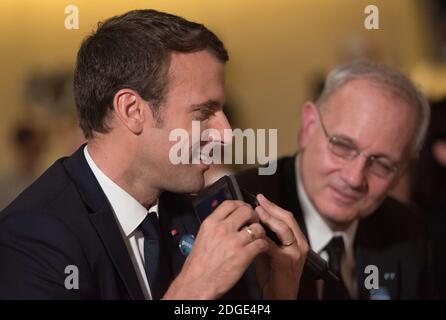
[192,175,340,283]
[192,175,281,245]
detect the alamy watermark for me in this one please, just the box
[364,4,379,30]
[169,121,278,175]
[64,5,79,30]
[64,265,79,290]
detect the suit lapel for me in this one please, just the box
[278,155,320,299]
[355,245,400,300]
[63,145,145,300]
[355,214,401,300]
[158,191,262,299]
[278,155,309,239]
[158,192,199,278]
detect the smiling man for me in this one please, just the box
[0,9,308,299]
[237,61,434,299]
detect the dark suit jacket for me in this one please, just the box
[236,155,434,300]
[0,145,257,299]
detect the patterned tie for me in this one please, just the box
[322,236,350,300]
[139,211,172,300]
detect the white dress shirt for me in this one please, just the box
[295,156,358,299]
[84,146,155,300]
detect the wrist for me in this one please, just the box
[163,273,219,300]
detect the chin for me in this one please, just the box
[170,173,205,194]
[317,202,359,227]
[188,179,205,193]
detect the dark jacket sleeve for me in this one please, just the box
[0,211,96,299]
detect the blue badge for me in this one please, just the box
[369,287,391,300]
[179,234,195,256]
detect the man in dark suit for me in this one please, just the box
[237,61,434,300]
[0,9,309,299]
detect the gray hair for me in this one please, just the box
[315,60,431,155]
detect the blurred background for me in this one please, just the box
[0,0,445,210]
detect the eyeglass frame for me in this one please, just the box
[316,107,400,179]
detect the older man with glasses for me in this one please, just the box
[237,61,435,300]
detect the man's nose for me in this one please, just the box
[209,111,233,145]
[340,156,368,189]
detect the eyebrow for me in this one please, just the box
[334,134,399,163]
[190,100,223,111]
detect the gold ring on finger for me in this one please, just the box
[245,226,256,242]
[281,236,297,247]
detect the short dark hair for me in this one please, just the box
[74,9,229,138]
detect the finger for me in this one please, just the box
[243,238,269,262]
[257,194,307,247]
[256,205,295,246]
[237,223,266,246]
[226,204,259,231]
[208,200,247,222]
[256,194,293,222]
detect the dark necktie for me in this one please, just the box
[139,212,172,300]
[322,235,350,300]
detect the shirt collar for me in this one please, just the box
[295,155,358,254]
[84,145,157,237]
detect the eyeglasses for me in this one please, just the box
[317,108,399,179]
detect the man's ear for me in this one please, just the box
[298,101,319,149]
[113,89,151,135]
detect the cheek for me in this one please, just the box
[353,179,391,219]
[306,143,340,185]
[363,180,391,203]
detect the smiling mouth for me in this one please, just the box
[197,141,222,163]
[191,145,214,170]
[330,186,359,203]
[199,152,211,163]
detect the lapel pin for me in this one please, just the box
[369,287,391,300]
[179,234,195,256]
